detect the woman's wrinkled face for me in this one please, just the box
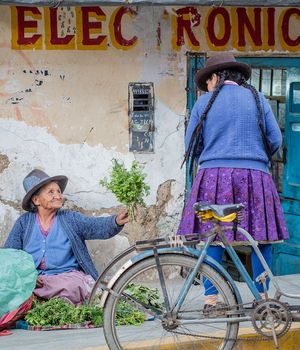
[32,181,64,211]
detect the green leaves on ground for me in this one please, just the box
[125,283,163,309]
[115,300,145,326]
[25,284,162,327]
[25,298,103,327]
[100,159,150,221]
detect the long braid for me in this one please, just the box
[241,79,273,165]
[181,71,227,174]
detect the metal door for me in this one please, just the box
[282,68,300,199]
[274,67,300,275]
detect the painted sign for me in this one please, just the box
[11,6,300,52]
[11,6,138,50]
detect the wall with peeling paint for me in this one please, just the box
[1,4,299,273]
[0,5,187,272]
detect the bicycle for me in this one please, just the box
[89,202,300,350]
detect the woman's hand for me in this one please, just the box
[36,276,44,288]
[116,210,129,226]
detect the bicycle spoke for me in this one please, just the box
[103,254,239,350]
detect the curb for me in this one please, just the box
[236,324,300,350]
[82,324,300,350]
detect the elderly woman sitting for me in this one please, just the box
[4,169,129,306]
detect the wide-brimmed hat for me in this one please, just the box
[195,52,251,91]
[22,169,68,211]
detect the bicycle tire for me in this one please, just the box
[103,253,239,350]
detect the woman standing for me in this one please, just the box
[5,169,128,306]
[178,52,288,308]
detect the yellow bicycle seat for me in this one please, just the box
[196,210,237,222]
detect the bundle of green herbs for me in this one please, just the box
[100,159,150,221]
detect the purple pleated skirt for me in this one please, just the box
[177,168,288,243]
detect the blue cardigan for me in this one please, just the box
[4,210,123,280]
[186,84,282,173]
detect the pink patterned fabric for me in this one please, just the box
[177,168,288,242]
[27,321,96,331]
[0,296,33,333]
[33,271,95,306]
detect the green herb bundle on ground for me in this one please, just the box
[100,159,150,221]
[25,284,162,327]
[25,298,103,327]
[125,283,163,310]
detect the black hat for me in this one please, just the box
[22,169,68,211]
[195,52,251,91]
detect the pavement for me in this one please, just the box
[1,274,300,350]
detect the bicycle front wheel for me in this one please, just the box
[103,253,239,350]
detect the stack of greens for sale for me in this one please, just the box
[100,159,150,221]
[25,298,104,327]
[25,284,162,327]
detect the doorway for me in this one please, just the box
[186,54,300,276]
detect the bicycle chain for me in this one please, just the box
[169,328,272,342]
[169,300,292,343]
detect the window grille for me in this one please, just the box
[250,68,287,193]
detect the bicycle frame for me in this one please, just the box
[220,224,300,301]
[170,223,300,326]
[101,217,300,350]
[97,222,300,326]
[97,244,242,309]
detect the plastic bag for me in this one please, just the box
[0,249,37,317]
[0,296,33,333]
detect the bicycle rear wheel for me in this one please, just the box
[103,253,239,350]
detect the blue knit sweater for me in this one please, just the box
[4,210,123,280]
[186,84,282,173]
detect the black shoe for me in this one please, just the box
[203,304,215,316]
[203,303,227,317]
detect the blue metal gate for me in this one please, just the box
[275,67,300,275]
